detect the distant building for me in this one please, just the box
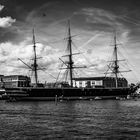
[0,75,31,88]
[73,77,128,88]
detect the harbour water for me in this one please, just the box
[0,99,140,139]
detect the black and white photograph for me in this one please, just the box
[0,0,140,139]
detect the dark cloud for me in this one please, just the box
[0,0,139,44]
[0,26,27,43]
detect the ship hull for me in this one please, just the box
[2,87,131,101]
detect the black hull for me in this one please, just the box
[2,87,131,101]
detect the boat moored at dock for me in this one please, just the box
[0,22,137,101]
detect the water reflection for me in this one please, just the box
[0,100,140,139]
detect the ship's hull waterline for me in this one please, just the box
[2,87,131,101]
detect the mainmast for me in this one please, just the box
[114,34,119,88]
[59,21,86,87]
[67,20,73,87]
[32,29,38,87]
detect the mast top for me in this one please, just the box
[32,28,36,47]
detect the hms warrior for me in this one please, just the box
[1,22,135,101]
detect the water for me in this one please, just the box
[0,100,140,140]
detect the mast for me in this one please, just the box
[67,20,73,87]
[105,33,131,88]
[32,28,38,87]
[18,29,48,86]
[114,34,119,88]
[59,21,86,87]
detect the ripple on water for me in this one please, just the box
[0,100,140,139]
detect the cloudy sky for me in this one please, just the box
[0,0,140,84]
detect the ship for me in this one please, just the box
[1,21,136,101]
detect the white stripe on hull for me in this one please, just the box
[15,95,127,101]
